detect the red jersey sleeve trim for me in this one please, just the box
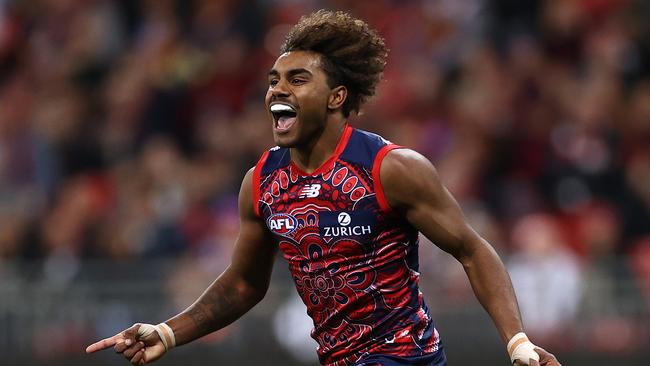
[252,150,270,217]
[372,144,403,212]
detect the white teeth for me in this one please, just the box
[270,103,295,112]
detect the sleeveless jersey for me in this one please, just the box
[253,125,441,366]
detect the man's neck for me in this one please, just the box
[290,116,347,174]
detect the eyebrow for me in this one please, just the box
[268,68,313,78]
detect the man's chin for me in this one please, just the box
[273,131,297,148]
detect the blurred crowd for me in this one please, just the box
[0,0,649,356]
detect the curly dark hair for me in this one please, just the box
[281,10,388,117]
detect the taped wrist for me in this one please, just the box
[154,322,176,351]
[135,323,176,351]
[507,332,539,365]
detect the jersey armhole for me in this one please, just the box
[372,144,404,213]
[252,150,270,218]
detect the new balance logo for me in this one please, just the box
[299,184,321,198]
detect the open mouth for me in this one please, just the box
[270,103,297,132]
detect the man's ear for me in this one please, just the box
[328,85,347,110]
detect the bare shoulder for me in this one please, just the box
[380,148,442,210]
[381,148,436,176]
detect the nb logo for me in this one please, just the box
[299,184,321,198]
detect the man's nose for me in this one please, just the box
[271,79,290,98]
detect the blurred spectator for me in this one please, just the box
[508,213,582,344]
[575,202,647,353]
[630,236,650,307]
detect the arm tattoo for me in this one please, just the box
[184,279,250,336]
[186,305,211,334]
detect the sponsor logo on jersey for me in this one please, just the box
[337,212,351,226]
[320,211,373,238]
[299,184,321,198]
[267,213,297,235]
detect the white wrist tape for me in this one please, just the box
[154,322,176,350]
[507,332,539,365]
[136,323,176,351]
[135,323,157,339]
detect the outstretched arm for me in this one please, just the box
[380,149,560,366]
[86,167,277,364]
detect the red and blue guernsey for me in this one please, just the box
[253,125,444,366]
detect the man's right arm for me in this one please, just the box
[167,167,277,344]
[86,167,277,364]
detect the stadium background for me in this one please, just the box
[0,0,649,365]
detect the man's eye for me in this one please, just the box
[291,79,306,85]
[269,79,279,86]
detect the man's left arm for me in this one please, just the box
[379,148,560,366]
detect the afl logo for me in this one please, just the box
[337,212,351,226]
[267,213,297,235]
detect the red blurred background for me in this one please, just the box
[0,1,648,365]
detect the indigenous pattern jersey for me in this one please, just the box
[253,125,441,366]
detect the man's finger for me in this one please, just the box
[114,340,128,353]
[513,357,540,366]
[124,324,143,344]
[130,348,145,365]
[123,342,145,359]
[86,334,123,353]
[535,347,561,366]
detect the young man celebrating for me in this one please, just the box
[87,10,561,366]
